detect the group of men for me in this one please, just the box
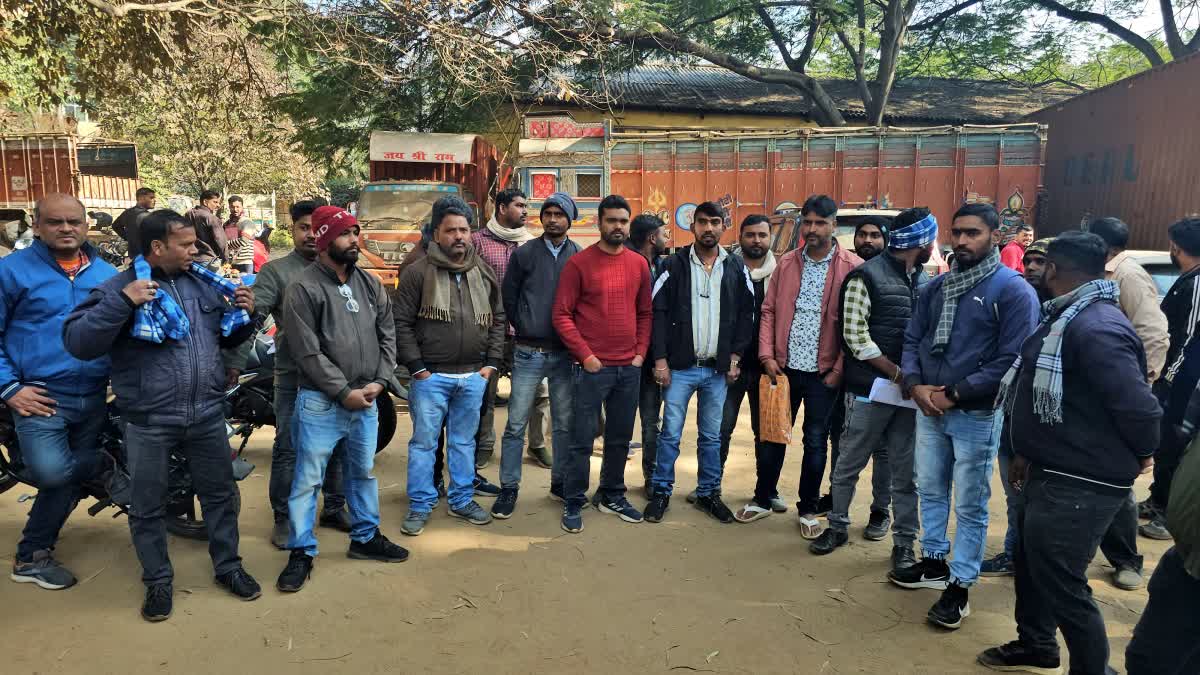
[114,188,269,272]
[4,187,1198,674]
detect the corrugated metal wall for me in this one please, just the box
[1028,52,1200,250]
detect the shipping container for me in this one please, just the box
[1027,52,1200,250]
[605,125,1046,247]
[0,133,141,219]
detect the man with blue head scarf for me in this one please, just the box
[809,207,936,574]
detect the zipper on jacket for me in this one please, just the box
[168,278,198,426]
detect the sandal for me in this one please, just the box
[798,514,824,539]
[734,503,772,523]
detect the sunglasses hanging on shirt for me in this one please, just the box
[338,284,360,313]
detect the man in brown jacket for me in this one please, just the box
[186,190,228,263]
[393,196,505,537]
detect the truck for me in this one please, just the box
[0,133,141,249]
[358,131,504,283]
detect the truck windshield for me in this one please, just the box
[357,184,461,229]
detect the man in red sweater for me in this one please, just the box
[552,194,653,534]
[1000,224,1034,273]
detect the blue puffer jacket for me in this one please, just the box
[0,240,117,399]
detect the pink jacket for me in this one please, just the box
[758,244,862,375]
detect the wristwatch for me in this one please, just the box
[946,385,960,403]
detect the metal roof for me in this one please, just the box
[529,65,1078,125]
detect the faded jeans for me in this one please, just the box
[915,408,1002,586]
[270,384,344,522]
[652,366,727,498]
[14,389,106,561]
[408,373,487,513]
[500,346,572,490]
[287,388,380,556]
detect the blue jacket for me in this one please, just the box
[0,240,117,399]
[901,265,1038,408]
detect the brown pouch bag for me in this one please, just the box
[758,374,792,445]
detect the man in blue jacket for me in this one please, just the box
[891,203,1039,630]
[979,232,1160,674]
[2,194,117,591]
[63,209,261,622]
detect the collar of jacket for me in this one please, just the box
[30,238,102,272]
[314,259,358,285]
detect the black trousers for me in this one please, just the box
[1013,475,1124,674]
[639,367,662,484]
[564,365,639,506]
[125,414,242,585]
[718,362,761,468]
[1126,546,1200,675]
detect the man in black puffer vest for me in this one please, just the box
[809,207,935,573]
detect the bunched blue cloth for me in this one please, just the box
[129,256,251,343]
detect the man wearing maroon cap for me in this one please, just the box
[276,206,408,593]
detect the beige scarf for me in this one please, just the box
[420,242,494,327]
[486,217,534,243]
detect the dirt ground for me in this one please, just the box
[0,395,1167,675]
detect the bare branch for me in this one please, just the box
[909,0,984,31]
[1027,0,1166,66]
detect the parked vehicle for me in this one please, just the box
[1124,250,1178,299]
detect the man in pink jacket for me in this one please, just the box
[739,195,862,537]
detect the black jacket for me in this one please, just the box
[1011,300,1161,490]
[1161,264,1200,383]
[502,236,581,350]
[839,251,926,397]
[651,246,754,373]
[63,266,255,426]
[112,206,151,257]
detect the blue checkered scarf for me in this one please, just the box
[996,278,1120,423]
[129,256,251,343]
[889,213,938,250]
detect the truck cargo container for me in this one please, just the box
[605,124,1046,248]
[1,133,141,219]
[1027,52,1200,250]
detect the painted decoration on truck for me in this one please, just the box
[675,203,696,231]
[525,117,605,139]
[531,173,557,199]
[998,189,1029,230]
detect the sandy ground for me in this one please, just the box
[0,395,1167,675]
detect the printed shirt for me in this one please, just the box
[785,245,833,371]
[841,277,881,360]
[690,246,726,360]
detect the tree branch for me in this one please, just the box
[909,0,983,31]
[754,3,802,71]
[1028,0,1165,66]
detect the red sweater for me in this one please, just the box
[1000,240,1026,274]
[552,245,652,366]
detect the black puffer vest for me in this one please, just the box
[839,252,927,397]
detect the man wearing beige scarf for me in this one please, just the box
[470,189,550,471]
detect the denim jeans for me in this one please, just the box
[477,339,548,465]
[14,390,106,561]
[287,388,380,556]
[828,395,918,546]
[407,372,487,512]
[996,431,1021,559]
[270,384,344,521]
[1014,475,1124,674]
[639,367,662,484]
[564,365,640,507]
[754,369,836,512]
[652,366,728,498]
[125,414,241,584]
[1126,546,1200,675]
[828,391,891,511]
[915,408,1002,586]
[719,362,760,468]
[500,346,572,490]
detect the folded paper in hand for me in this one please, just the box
[869,378,919,410]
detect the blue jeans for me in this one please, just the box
[14,390,106,561]
[500,346,572,490]
[287,388,380,556]
[270,384,344,520]
[915,408,1002,586]
[564,365,640,507]
[652,366,727,497]
[997,432,1021,559]
[407,372,487,512]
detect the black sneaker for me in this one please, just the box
[644,493,670,523]
[597,495,644,523]
[977,641,1062,674]
[887,557,950,590]
[694,494,734,523]
[891,545,918,572]
[473,473,502,498]
[141,582,173,622]
[815,493,833,517]
[863,509,891,541]
[277,550,314,592]
[215,567,262,601]
[319,509,352,532]
[1137,497,1156,520]
[492,487,518,519]
[928,582,970,629]
[348,531,410,563]
[10,549,77,590]
[809,529,849,555]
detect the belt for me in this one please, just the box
[695,358,718,368]
[515,343,558,353]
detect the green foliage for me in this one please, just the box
[269,225,293,250]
